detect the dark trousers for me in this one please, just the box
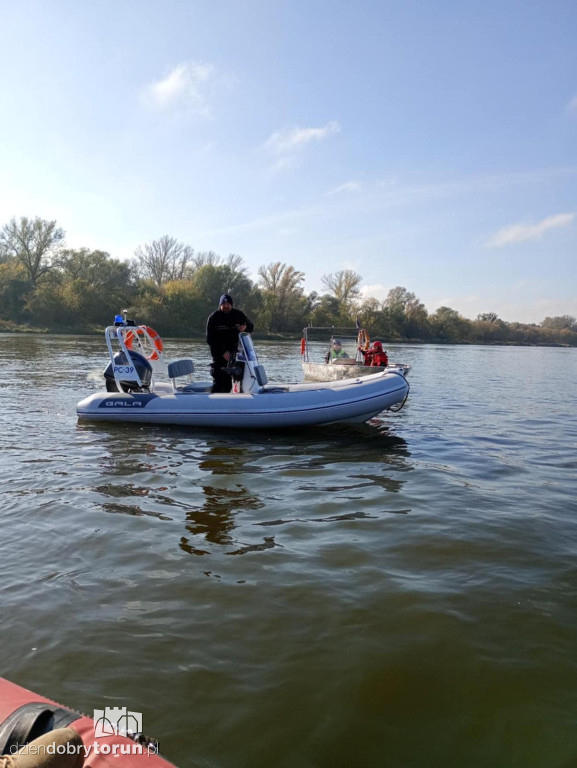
[210,357,232,393]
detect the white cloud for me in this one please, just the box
[141,62,217,115]
[327,181,362,195]
[485,213,575,248]
[267,156,295,175]
[375,178,398,189]
[360,283,388,301]
[0,190,70,226]
[263,121,340,168]
[278,227,300,237]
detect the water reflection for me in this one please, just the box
[181,483,264,550]
[0,333,44,363]
[178,426,411,556]
[77,420,412,558]
[101,501,173,521]
[180,441,266,555]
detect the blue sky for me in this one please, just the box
[0,0,575,323]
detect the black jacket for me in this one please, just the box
[206,308,254,358]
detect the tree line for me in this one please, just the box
[0,216,575,347]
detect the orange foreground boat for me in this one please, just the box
[0,677,176,767]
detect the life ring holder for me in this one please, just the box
[125,326,164,361]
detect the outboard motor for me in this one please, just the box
[104,350,153,393]
[222,356,245,392]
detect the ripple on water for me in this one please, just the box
[1,338,577,767]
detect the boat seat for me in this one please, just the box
[168,358,195,391]
[180,382,212,393]
[253,365,268,386]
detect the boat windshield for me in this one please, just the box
[302,327,365,364]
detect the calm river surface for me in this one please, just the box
[1,335,576,768]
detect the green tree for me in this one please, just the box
[356,297,382,334]
[24,275,69,327]
[219,255,254,306]
[193,261,253,308]
[309,294,342,326]
[382,286,428,338]
[147,280,207,335]
[257,262,306,332]
[0,216,65,287]
[0,260,31,322]
[477,312,500,323]
[473,313,506,343]
[542,315,577,331]
[430,306,471,341]
[59,249,137,326]
[130,282,166,330]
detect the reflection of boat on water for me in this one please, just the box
[178,427,412,556]
[301,326,411,381]
[78,415,412,558]
[77,323,409,428]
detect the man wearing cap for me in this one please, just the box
[325,339,349,363]
[206,293,254,393]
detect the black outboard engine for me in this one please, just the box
[104,351,153,393]
[223,355,245,381]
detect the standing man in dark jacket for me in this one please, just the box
[206,293,254,392]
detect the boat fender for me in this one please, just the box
[126,326,164,361]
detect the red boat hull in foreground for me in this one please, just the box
[0,678,176,767]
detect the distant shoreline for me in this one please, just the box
[1,324,575,348]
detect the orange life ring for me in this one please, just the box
[125,326,164,361]
[300,337,306,355]
[357,329,370,351]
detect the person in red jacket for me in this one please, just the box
[360,340,389,367]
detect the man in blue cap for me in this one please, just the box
[325,338,349,363]
[206,293,254,392]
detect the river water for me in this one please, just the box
[1,335,576,768]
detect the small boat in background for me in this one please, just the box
[76,322,409,428]
[301,326,411,382]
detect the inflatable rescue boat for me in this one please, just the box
[76,323,410,428]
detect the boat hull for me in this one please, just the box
[302,361,411,382]
[0,677,175,767]
[77,371,409,428]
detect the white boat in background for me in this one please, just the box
[301,326,412,382]
[77,322,410,429]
